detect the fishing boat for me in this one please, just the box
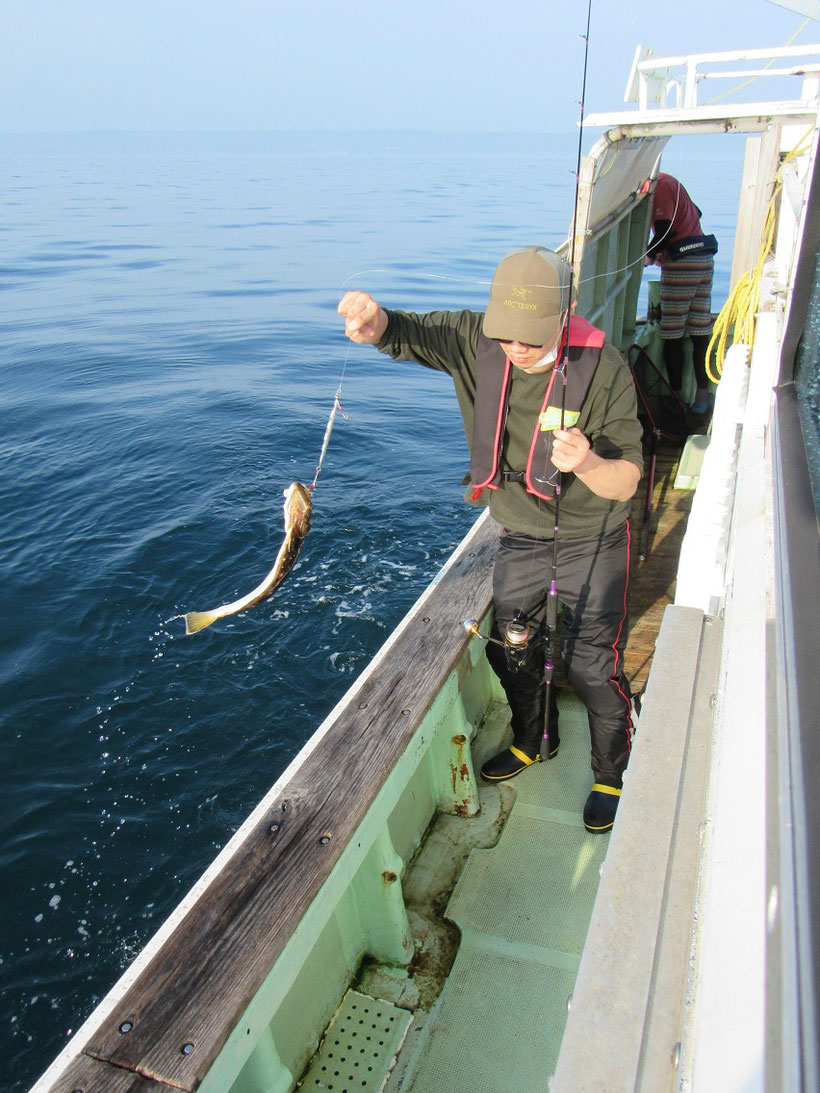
[32,40,820,1093]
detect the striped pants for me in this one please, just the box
[486,522,634,788]
[660,254,715,339]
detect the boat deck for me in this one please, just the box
[306,435,701,1092]
[314,691,607,1093]
[626,436,696,691]
[394,692,605,1092]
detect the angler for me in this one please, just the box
[338,247,643,833]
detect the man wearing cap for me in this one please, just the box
[338,247,642,833]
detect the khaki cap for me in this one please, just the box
[482,247,572,345]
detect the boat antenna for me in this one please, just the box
[539,0,594,760]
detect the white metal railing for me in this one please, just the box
[625,43,820,111]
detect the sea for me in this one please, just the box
[1,129,747,1091]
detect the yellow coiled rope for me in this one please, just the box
[706,127,814,384]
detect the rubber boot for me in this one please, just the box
[480,686,560,782]
[583,783,622,833]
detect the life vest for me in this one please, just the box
[469,315,605,501]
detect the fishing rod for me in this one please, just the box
[539,0,594,760]
[460,0,595,762]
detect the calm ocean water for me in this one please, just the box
[0,130,745,1091]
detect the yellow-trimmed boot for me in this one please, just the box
[480,741,558,782]
[480,745,540,782]
[583,783,621,833]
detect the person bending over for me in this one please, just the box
[339,247,642,833]
[645,172,718,415]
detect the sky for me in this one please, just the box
[0,0,815,132]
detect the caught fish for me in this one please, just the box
[183,482,312,635]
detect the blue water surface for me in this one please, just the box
[0,130,745,1091]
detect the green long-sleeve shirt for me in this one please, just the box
[377,308,643,539]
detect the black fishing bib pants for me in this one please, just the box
[485,521,634,787]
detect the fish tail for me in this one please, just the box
[184,610,220,635]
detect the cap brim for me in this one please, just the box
[482,305,564,346]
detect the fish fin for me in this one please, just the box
[184,610,219,635]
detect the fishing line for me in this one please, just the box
[341,241,629,294]
[341,268,494,290]
[310,384,347,491]
[339,201,685,322]
[340,58,697,304]
[310,340,352,493]
[569,119,690,293]
[574,167,684,290]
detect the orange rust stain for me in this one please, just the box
[448,735,474,800]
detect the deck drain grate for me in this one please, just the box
[300,989,411,1092]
